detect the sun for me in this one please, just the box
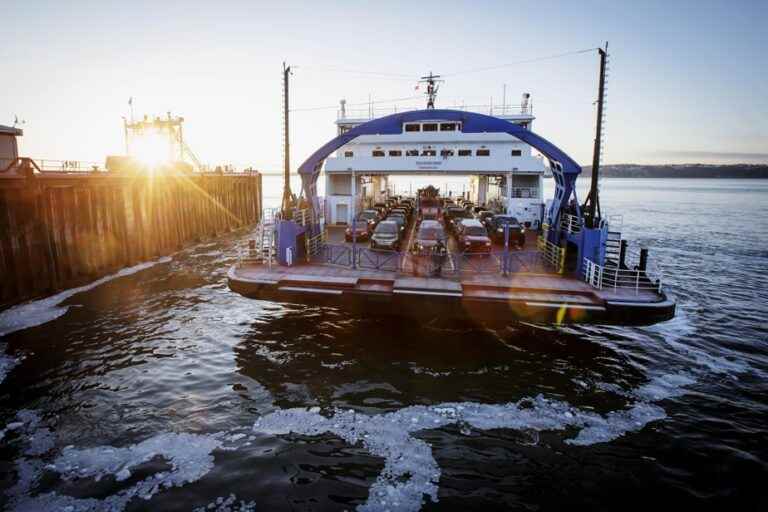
[131,131,170,168]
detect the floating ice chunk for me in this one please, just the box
[568,403,666,446]
[0,349,18,385]
[51,432,222,486]
[192,494,257,512]
[634,372,696,402]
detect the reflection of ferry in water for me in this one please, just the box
[228,51,676,325]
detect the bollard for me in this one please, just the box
[619,239,628,269]
[639,248,648,271]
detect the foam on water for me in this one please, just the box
[252,375,690,512]
[4,370,692,512]
[0,257,172,339]
[0,257,172,385]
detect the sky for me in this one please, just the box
[2,0,766,170]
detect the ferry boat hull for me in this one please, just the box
[228,265,675,326]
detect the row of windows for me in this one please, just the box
[404,122,461,133]
[344,149,523,158]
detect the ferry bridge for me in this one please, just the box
[297,109,581,242]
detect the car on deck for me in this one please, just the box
[444,206,473,233]
[412,220,447,255]
[370,220,402,250]
[345,220,372,242]
[487,214,526,247]
[457,219,492,253]
[387,212,407,233]
[356,209,381,227]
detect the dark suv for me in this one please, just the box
[457,219,492,253]
[487,215,526,247]
[445,206,473,233]
[371,220,401,250]
[412,220,446,255]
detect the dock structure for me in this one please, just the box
[0,153,262,308]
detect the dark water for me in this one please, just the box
[0,179,766,511]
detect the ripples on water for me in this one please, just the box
[0,179,766,510]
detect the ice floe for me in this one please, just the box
[4,371,693,512]
[252,381,685,512]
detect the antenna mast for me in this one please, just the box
[418,72,444,109]
[584,42,608,228]
[282,62,293,213]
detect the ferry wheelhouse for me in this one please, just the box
[325,95,545,230]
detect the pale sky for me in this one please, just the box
[2,0,766,169]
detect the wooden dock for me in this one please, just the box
[0,169,262,307]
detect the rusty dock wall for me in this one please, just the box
[0,170,262,308]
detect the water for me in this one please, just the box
[1,178,767,511]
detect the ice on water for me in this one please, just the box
[2,368,696,512]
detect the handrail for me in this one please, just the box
[34,159,103,172]
[338,103,533,121]
[582,257,663,294]
[537,235,566,273]
[560,213,582,234]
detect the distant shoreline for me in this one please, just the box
[580,164,768,179]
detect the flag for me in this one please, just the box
[128,97,133,106]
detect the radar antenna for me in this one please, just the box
[418,72,444,109]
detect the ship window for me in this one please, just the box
[440,149,454,157]
[344,151,354,158]
[405,123,420,132]
[372,150,385,157]
[476,149,490,156]
[458,149,472,157]
[440,123,456,131]
[422,123,438,132]
[421,149,437,156]
[511,149,522,156]
[388,150,402,157]
[406,149,419,156]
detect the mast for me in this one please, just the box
[418,72,443,109]
[585,42,608,228]
[281,62,293,213]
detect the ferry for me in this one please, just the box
[228,60,676,325]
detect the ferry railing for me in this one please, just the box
[507,187,540,199]
[456,251,501,274]
[500,250,550,274]
[357,248,401,271]
[537,235,566,273]
[560,213,582,234]
[337,103,532,121]
[582,258,663,295]
[321,244,353,267]
[35,159,103,172]
[305,230,325,262]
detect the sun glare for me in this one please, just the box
[132,131,170,168]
